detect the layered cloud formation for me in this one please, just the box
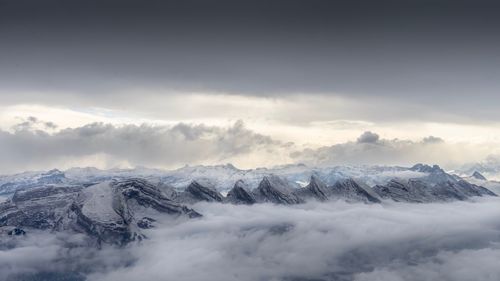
[290,133,486,168]
[0,119,292,173]
[2,198,500,281]
[1,0,500,174]
[2,0,500,122]
[1,116,498,173]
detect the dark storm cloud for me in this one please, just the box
[1,0,500,121]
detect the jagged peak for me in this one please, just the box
[305,175,328,201]
[224,163,238,170]
[257,175,302,204]
[259,175,291,190]
[65,166,102,174]
[308,175,326,187]
[175,163,241,173]
[185,179,223,202]
[261,174,277,184]
[227,180,256,204]
[42,169,65,176]
[410,164,444,174]
[472,171,487,181]
[233,179,248,189]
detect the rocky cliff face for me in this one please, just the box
[329,178,381,203]
[0,179,200,245]
[374,169,497,203]
[374,179,435,203]
[1,185,82,230]
[226,180,256,205]
[472,171,488,181]
[177,180,224,203]
[1,166,498,246]
[253,175,304,204]
[303,175,330,201]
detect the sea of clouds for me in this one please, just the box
[2,198,500,281]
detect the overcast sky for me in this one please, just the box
[1,0,500,173]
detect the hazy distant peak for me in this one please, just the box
[472,171,487,181]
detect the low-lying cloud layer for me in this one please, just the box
[2,198,500,281]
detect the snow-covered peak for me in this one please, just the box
[0,163,488,197]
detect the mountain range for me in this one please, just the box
[0,163,497,245]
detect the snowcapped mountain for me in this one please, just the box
[0,164,413,195]
[0,163,498,245]
[0,169,71,195]
[145,163,430,193]
[0,179,199,245]
[0,163,495,197]
[458,156,500,180]
[0,166,168,196]
[462,171,500,195]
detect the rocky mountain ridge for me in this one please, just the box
[1,164,497,245]
[0,179,200,246]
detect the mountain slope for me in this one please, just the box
[0,179,201,245]
[253,175,304,204]
[226,180,257,205]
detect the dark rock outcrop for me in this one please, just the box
[374,178,497,203]
[253,175,303,204]
[178,180,224,203]
[373,179,433,203]
[295,175,329,201]
[116,179,201,218]
[329,178,381,203]
[1,186,82,230]
[472,171,487,181]
[410,164,444,174]
[453,180,496,197]
[226,180,256,205]
[410,164,457,184]
[0,179,201,245]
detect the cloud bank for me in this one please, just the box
[1,116,498,174]
[0,119,293,173]
[2,198,500,281]
[291,132,493,168]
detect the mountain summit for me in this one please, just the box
[1,164,498,246]
[472,171,487,181]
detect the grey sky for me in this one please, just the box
[1,0,500,171]
[2,0,500,105]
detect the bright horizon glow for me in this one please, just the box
[2,92,500,174]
